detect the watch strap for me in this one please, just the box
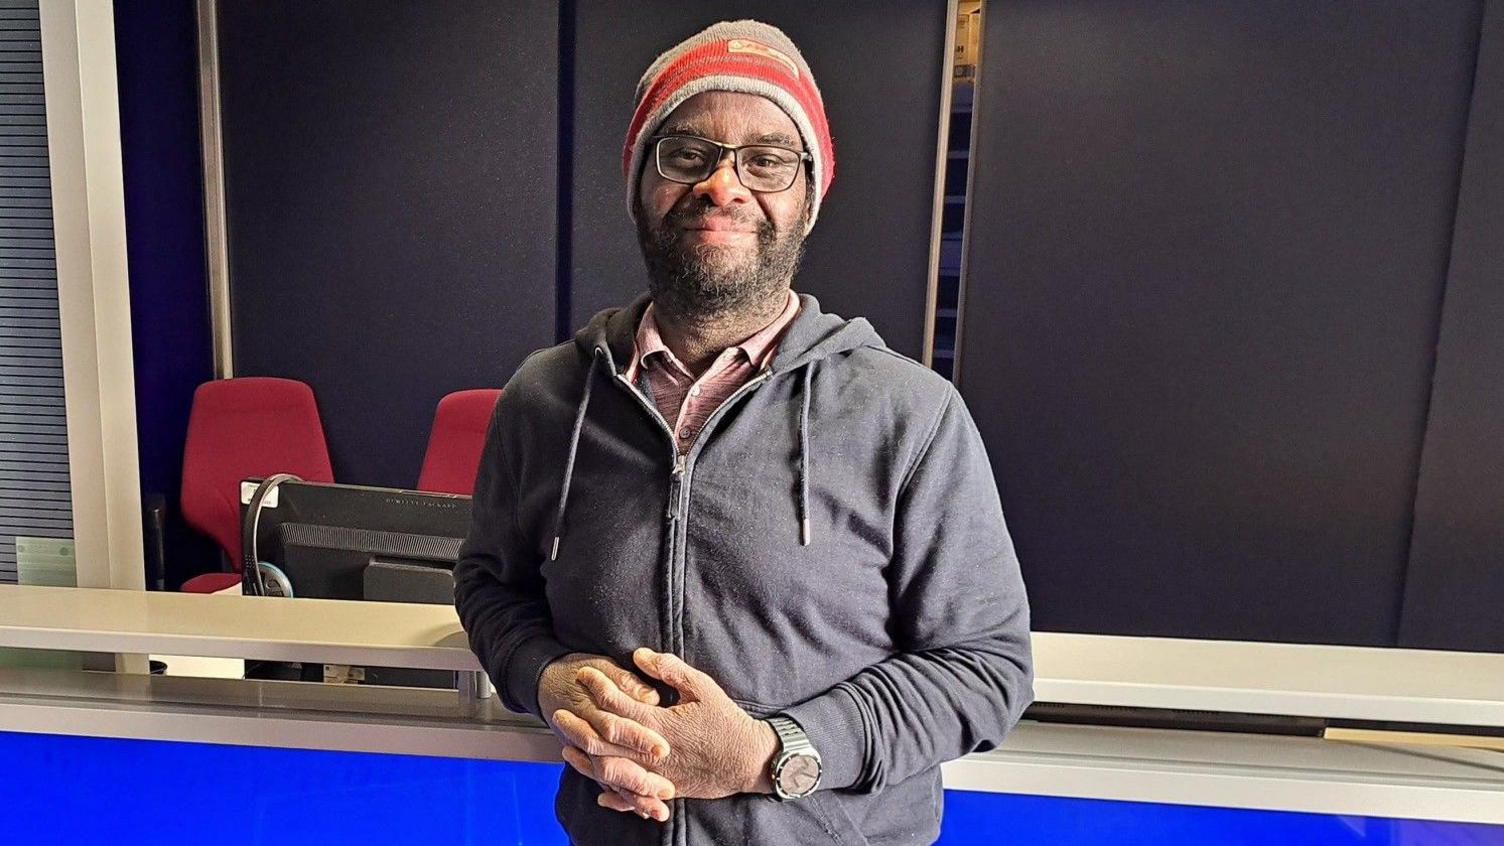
[766,714,821,801]
[768,714,815,755]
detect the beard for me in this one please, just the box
[637,198,809,319]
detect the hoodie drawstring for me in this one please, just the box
[797,360,815,546]
[551,348,600,561]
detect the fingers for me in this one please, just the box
[579,667,657,724]
[570,678,671,760]
[598,787,671,822]
[559,747,673,821]
[552,708,667,761]
[601,664,661,706]
[560,746,673,799]
[597,789,636,813]
[602,753,675,802]
[632,648,724,703]
[560,744,596,780]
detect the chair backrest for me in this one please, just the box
[180,377,335,569]
[417,389,502,495]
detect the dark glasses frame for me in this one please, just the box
[650,133,812,193]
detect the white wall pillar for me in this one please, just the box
[39,0,144,596]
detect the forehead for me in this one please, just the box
[656,91,802,147]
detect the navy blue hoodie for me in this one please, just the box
[454,292,1033,846]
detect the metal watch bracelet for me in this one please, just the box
[766,714,822,801]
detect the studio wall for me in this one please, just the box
[217,0,559,488]
[115,0,218,587]
[960,0,1484,646]
[1400,2,1504,652]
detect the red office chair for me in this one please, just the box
[416,389,502,495]
[178,377,335,593]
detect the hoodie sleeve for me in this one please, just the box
[453,395,572,721]
[780,385,1035,793]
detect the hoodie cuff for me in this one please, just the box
[503,634,573,722]
[779,685,867,792]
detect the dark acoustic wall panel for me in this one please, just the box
[219,2,558,487]
[115,0,219,589]
[568,0,947,360]
[1400,5,1504,653]
[960,2,1481,645]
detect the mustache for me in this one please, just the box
[659,202,773,235]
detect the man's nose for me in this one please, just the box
[691,154,752,207]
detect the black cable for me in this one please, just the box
[239,474,303,596]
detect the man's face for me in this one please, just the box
[636,91,811,316]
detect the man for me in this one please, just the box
[454,20,1033,846]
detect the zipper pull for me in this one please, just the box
[667,455,687,520]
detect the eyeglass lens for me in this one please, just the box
[656,136,803,192]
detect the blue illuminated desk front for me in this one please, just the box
[1,731,1499,845]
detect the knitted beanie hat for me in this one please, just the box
[623,20,834,233]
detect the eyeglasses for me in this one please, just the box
[651,134,811,193]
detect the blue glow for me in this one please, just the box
[0,731,1498,844]
[937,789,1504,845]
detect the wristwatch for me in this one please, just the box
[766,714,822,801]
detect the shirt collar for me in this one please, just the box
[626,289,801,382]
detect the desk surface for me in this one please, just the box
[5,585,1504,725]
[0,584,479,671]
[1034,632,1504,726]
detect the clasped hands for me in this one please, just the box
[537,647,777,822]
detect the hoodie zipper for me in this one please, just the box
[665,369,773,658]
[605,357,774,659]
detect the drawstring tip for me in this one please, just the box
[550,536,561,561]
[800,519,812,546]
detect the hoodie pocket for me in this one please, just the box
[726,698,873,846]
[807,792,874,846]
[688,792,872,846]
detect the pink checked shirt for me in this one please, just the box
[625,290,801,453]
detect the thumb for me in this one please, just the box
[604,662,661,706]
[633,648,722,703]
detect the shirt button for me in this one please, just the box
[690,386,702,397]
[678,430,691,439]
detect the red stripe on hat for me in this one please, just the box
[626,43,806,172]
[629,49,830,151]
[622,39,834,198]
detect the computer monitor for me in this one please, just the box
[238,479,472,689]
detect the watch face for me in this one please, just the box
[777,753,822,796]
